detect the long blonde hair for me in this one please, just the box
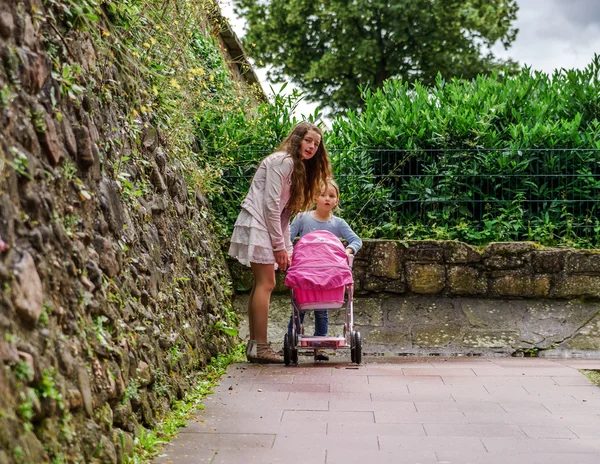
[278,122,332,215]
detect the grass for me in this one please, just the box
[126,343,245,463]
[582,369,600,387]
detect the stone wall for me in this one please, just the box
[0,1,238,463]
[229,240,600,357]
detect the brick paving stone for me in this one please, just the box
[162,432,275,450]
[153,442,216,464]
[378,435,487,453]
[499,402,553,414]
[375,410,469,424]
[183,418,326,436]
[211,448,326,464]
[463,412,557,425]
[543,402,600,414]
[520,425,578,438]
[282,410,375,423]
[568,423,600,437]
[372,391,454,402]
[194,409,283,423]
[552,414,600,426]
[416,401,504,414]
[436,451,600,464]
[412,384,489,396]
[328,399,416,412]
[288,391,371,401]
[483,437,600,454]
[443,375,559,387]
[327,422,426,436]
[522,386,594,400]
[272,433,379,451]
[368,375,445,386]
[292,374,368,385]
[567,386,600,402]
[423,423,525,437]
[403,367,477,376]
[474,367,581,377]
[250,382,331,392]
[326,449,438,464]
[329,383,381,393]
[151,358,600,464]
[204,396,328,411]
[552,375,596,386]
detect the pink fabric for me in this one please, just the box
[284,230,353,290]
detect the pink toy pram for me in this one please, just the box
[283,230,362,365]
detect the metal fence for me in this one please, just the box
[218,148,600,244]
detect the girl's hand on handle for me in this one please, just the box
[274,249,290,271]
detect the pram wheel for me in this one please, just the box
[351,331,362,365]
[283,333,292,366]
[284,332,299,366]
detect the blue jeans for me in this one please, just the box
[288,310,328,337]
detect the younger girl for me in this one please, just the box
[288,179,362,360]
[229,122,332,363]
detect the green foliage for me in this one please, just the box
[203,58,600,248]
[12,360,35,383]
[7,147,32,180]
[235,0,519,112]
[323,60,600,247]
[582,369,600,387]
[37,368,65,412]
[123,378,141,404]
[43,0,258,203]
[125,344,245,463]
[16,391,35,430]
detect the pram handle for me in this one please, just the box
[347,253,354,268]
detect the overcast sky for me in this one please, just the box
[219,0,600,117]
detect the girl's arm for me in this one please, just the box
[336,218,362,254]
[289,213,304,241]
[264,156,293,252]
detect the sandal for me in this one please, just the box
[246,340,257,362]
[249,342,283,364]
[315,349,329,361]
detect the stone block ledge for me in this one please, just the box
[228,240,600,356]
[228,239,600,300]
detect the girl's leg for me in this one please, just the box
[314,311,329,361]
[249,263,276,343]
[314,311,328,337]
[247,285,256,341]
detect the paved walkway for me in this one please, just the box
[154,356,600,464]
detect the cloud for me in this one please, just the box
[553,0,600,27]
[492,0,600,74]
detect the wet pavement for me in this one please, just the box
[153,356,600,464]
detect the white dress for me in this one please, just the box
[228,152,294,267]
[228,208,278,266]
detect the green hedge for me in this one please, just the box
[198,59,600,248]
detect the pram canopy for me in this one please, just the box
[284,230,354,290]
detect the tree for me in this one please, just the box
[234,0,520,113]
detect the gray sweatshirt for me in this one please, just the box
[290,212,363,254]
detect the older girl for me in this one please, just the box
[229,122,332,363]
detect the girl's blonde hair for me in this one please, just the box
[278,122,332,215]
